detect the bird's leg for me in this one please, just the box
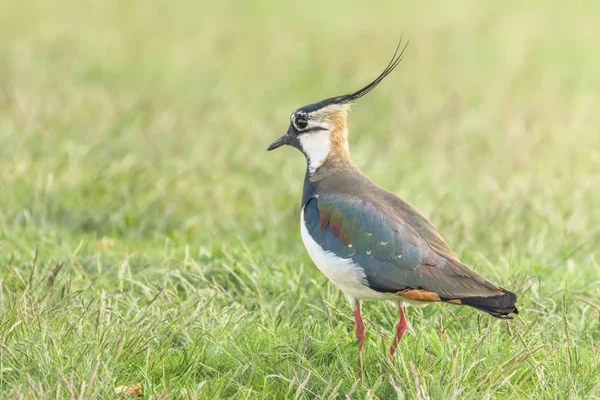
[351,299,365,380]
[389,304,407,358]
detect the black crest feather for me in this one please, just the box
[332,37,409,104]
[296,37,409,115]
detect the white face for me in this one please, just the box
[298,129,332,174]
[291,104,349,174]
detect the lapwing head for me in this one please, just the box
[267,39,408,174]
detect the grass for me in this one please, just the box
[1,0,600,398]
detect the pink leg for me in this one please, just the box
[353,305,365,379]
[389,304,407,357]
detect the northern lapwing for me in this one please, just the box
[267,41,518,378]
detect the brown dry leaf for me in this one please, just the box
[115,384,142,397]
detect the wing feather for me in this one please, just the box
[303,194,504,299]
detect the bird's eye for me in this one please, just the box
[295,118,308,130]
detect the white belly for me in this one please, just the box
[300,209,394,301]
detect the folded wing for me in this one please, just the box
[303,194,518,318]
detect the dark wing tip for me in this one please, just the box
[451,289,519,319]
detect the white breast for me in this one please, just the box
[300,207,392,301]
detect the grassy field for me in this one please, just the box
[1,0,600,398]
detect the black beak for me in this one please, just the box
[267,133,289,151]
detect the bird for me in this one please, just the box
[267,40,518,378]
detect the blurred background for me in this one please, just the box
[0,0,599,398]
